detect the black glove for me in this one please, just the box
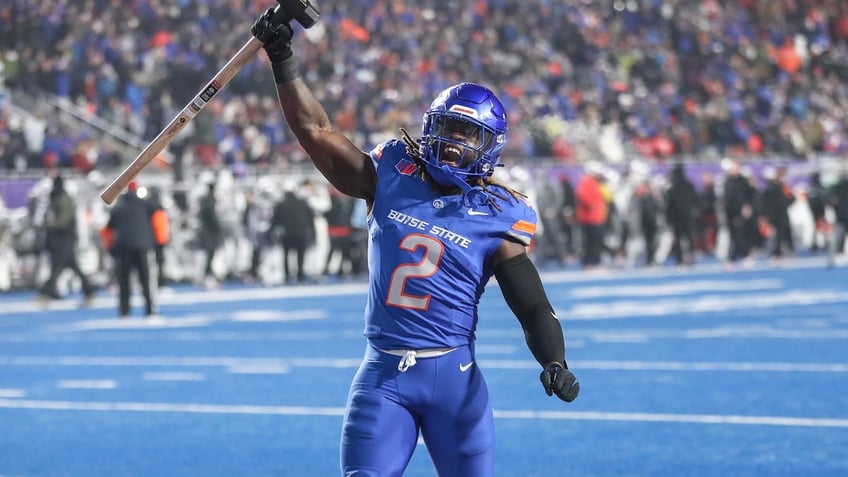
[251,7,299,83]
[540,362,579,402]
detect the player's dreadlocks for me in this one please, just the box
[400,128,526,212]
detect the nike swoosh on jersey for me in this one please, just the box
[459,361,474,372]
[467,208,488,216]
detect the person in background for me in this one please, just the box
[558,174,577,263]
[722,160,757,267]
[37,175,96,306]
[806,171,829,255]
[323,186,355,279]
[664,163,699,266]
[242,188,273,284]
[102,181,159,319]
[575,161,608,269]
[759,166,795,263]
[196,182,223,288]
[251,10,579,476]
[829,170,848,262]
[270,188,316,284]
[696,171,718,257]
[148,186,170,287]
[629,172,660,267]
[534,175,566,268]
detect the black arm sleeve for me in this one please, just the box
[494,253,566,368]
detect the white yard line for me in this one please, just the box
[56,380,117,389]
[566,279,784,298]
[0,398,845,428]
[0,356,845,373]
[142,372,205,381]
[0,388,26,398]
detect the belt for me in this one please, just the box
[377,347,457,372]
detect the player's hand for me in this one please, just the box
[540,362,579,402]
[251,7,295,63]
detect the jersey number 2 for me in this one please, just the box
[386,234,444,310]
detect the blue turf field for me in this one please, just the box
[0,258,846,477]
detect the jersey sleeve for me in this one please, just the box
[502,197,538,246]
[368,139,405,172]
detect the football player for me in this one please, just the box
[252,9,580,476]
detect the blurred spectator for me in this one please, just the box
[37,176,96,304]
[241,188,273,284]
[575,161,607,269]
[103,182,159,318]
[807,172,830,254]
[611,168,635,266]
[722,160,758,266]
[0,115,28,171]
[323,186,355,279]
[535,176,567,267]
[148,186,171,287]
[759,166,795,262]
[271,188,315,285]
[196,182,223,288]
[558,174,577,261]
[829,171,848,260]
[664,163,699,266]
[696,171,719,257]
[788,184,815,252]
[633,175,660,267]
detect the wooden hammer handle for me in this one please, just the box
[100,37,264,204]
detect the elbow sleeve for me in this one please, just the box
[494,254,566,367]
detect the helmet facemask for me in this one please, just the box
[422,115,501,180]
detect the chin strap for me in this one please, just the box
[425,161,497,211]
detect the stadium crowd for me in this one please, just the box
[2,0,848,173]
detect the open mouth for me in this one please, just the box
[441,145,463,166]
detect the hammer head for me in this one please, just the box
[272,0,320,28]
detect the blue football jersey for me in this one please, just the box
[363,139,538,349]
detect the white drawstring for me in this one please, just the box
[397,350,418,372]
[377,346,457,372]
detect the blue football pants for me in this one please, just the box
[340,343,495,476]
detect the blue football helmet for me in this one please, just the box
[420,83,508,188]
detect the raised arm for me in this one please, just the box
[274,80,375,201]
[252,9,376,202]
